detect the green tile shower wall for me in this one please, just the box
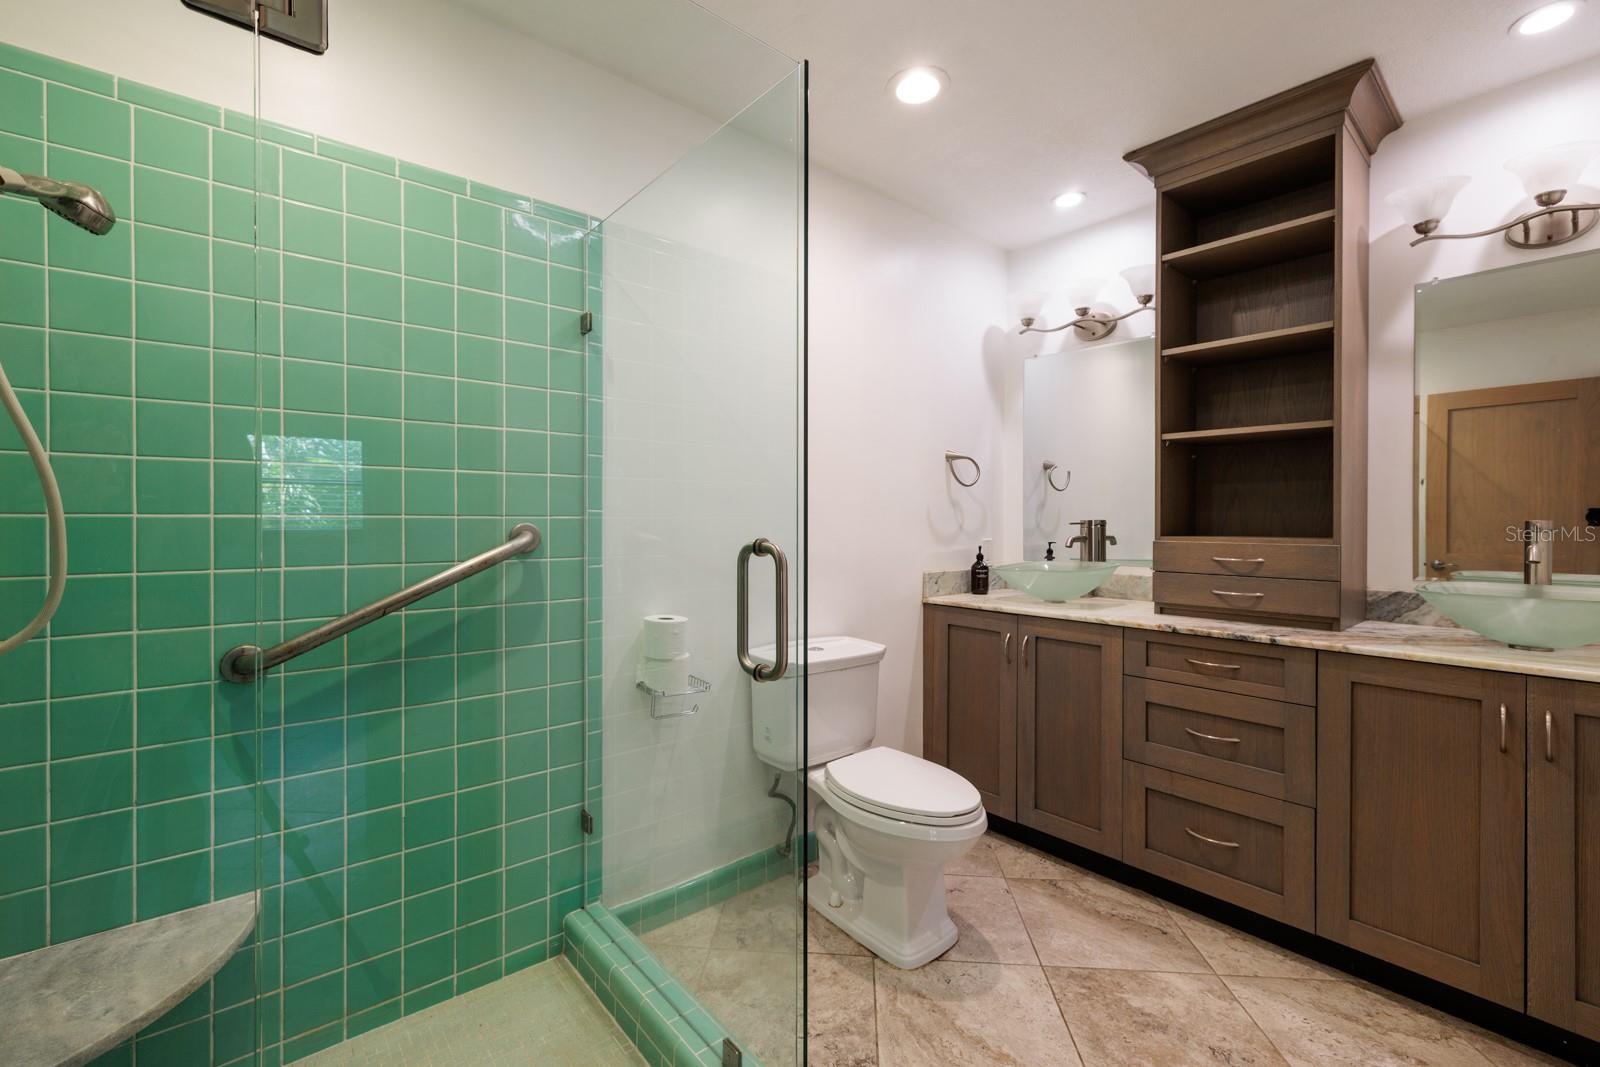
[0,42,599,1065]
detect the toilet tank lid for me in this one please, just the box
[749,635,885,675]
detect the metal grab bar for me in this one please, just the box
[219,523,541,683]
[737,538,790,682]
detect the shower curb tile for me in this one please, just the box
[565,902,765,1067]
[116,80,222,127]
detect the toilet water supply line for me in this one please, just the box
[0,355,67,655]
[769,774,797,859]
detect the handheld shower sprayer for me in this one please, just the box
[0,165,117,656]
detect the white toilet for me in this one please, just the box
[751,636,987,968]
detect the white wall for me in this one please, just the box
[807,167,1009,757]
[1368,55,1600,588]
[0,0,717,221]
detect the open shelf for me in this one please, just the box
[1161,420,1334,445]
[1162,210,1336,279]
[1162,321,1335,364]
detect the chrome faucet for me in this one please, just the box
[1067,519,1117,562]
[1523,519,1554,586]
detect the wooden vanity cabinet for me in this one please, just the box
[922,607,1122,843]
[1017,618,1123,857]
[923,606,1017,819]
[1527,677,1600,1040]
[1316,653,1527,1009]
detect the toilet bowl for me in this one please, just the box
[807,747,986,968]
[749,637,987,969]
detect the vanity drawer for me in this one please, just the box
[1124,762,1315,930]
[1124,631,1316,705]
[1154,540,1340,581]
[1123,679,1315,805]
[1154,571,1340,623]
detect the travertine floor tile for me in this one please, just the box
[693,949,801,1067]
[1223,975,1500,1067]
[943,833,1006,878]
[808,902,872,956]
[641,902,723,949]
[985,832,1079,880]
[874,960,1083,1067]
[939,875,1040,965]
[711,876,802,952]
[1009,871,1210,972]
[1046,967,1288,1067]
[1166,906,1342,980]
[808,952,878,1067]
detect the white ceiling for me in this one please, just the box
[680,0,1600,250]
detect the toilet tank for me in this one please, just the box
[750,636,886,771]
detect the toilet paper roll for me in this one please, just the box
[638,653,691,695]
[643,614,689,659]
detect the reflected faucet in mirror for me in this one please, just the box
[1523,519,1555,586]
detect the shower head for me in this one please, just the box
[0,164,116,236]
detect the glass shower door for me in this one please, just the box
[594,66,808,1067]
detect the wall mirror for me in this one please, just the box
[1023,337,1156,562]
[1414,247,1600,581]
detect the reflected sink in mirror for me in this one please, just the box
[1416,580,1600,651]
[995,561,1120,603]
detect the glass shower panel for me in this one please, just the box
[596,66,808,1067]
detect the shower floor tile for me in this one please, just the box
[296,958,645,1067]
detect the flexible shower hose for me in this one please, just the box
[0,356,66,655]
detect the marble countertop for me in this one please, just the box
[925,590,1600,683]
[0,893,257,1067]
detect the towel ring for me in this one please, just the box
[1044,461,1071,492]
[944,450,981,488]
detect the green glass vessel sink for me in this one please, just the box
[1454,570,1600,586]
[1415,580,1600,651]
[995,561,1120,603]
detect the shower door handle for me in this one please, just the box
[737,538,790,682]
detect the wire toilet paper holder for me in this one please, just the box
[638,674,712,720]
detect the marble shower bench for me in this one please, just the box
[0,893,257,1067]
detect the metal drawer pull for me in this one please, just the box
[1499,703,1508,754]
[1185,828,1241,849]
[1184,657,1242,674]
[1184,727,1242,745]
[1546,711,1554,762]
[1212,556,1267,565]
[1210,589,1265,599]
[1022,634,1032,665]
[1004,632,1012,663]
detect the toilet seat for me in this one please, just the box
[823,747,982,827]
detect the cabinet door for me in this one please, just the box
[1529,677,1600,1040]
[1017,618,1121,856]
[1317,654,1526,1008]
[923,607,1017,819]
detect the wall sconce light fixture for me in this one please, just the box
[1015,265,1156,341]
[1388,141,1599,249]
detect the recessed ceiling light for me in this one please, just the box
[1053,190,1087,210]
[889,67,947,105]
[1511,0,1582,35]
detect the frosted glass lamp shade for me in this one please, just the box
[1119,263,1156,301]
[1385,175,1470,231]
[1063,278,1102,311]
[1505,142,1600,199]
[1013,291,1046,323]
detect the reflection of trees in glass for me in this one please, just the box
[250,435,364,531]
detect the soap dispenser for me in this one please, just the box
[971,545,990,595]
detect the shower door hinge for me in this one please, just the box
[579,311,594,336]
[580,808,594,835]
[182,0,329,55]
[721,1038,743,1066]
